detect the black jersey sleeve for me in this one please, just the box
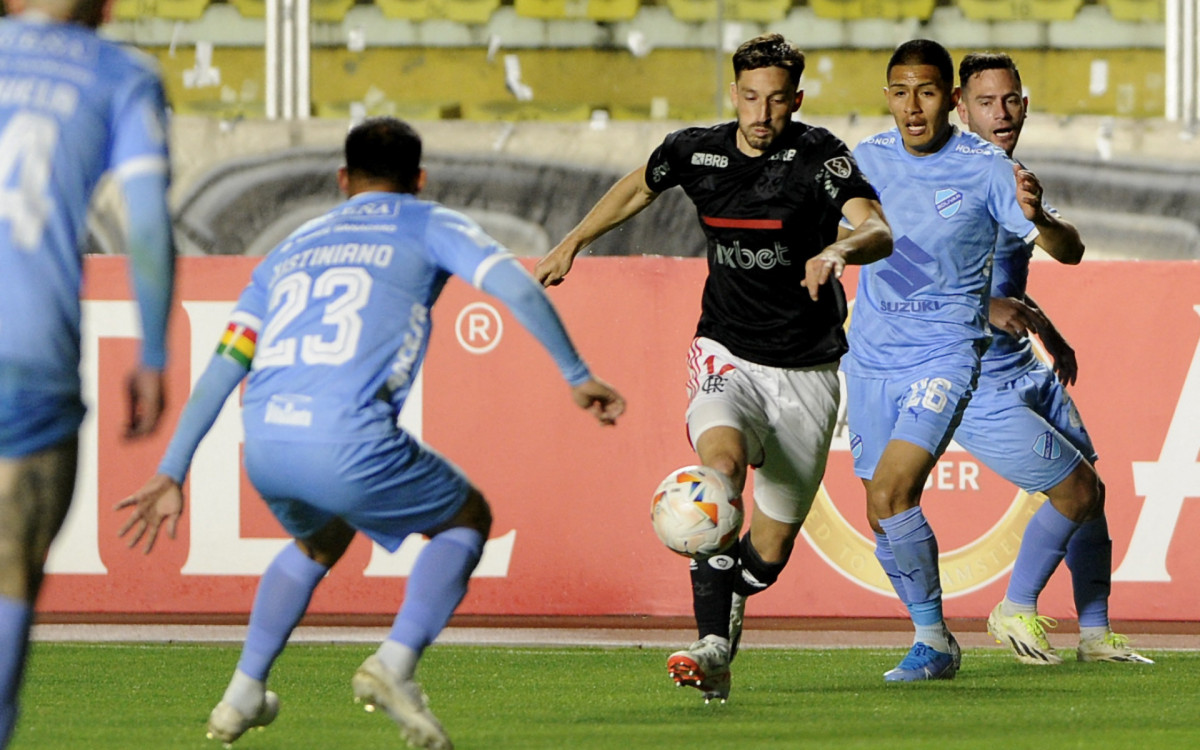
[644,129,688,193]
[812,132,878,214]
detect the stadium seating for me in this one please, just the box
[954,0,1084,21]
[586,0,640,22]
[809,0,936,20]
[229,0,357,22]
[727,0,791,23]
[1102,0,1165,22]
[513,0,569,19]
[440,0,501,23]
[664,0,717,22]
[374,0,435,20]
[113,0,211,21]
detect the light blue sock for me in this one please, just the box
[1006,502,1081,608]
[0,595,32,749]
[1065,516,1112,629]
[874,532,914,611]
[237,543,329,681]
[386,528,484,658]
[879,507,943,629]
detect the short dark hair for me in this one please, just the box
[887,39,954,91]
[732,33,806,88]
[959,52,1023,91]
[344,117,422,190]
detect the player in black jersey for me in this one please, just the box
[535,33,892,702]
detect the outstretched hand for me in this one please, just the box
[114,473,184,554]
[571,377,626,426]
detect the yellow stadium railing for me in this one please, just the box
[1102,0,1165,22]
[809,0,936,20]
[513,0,569,19]
[229,0,358,21]
[113,0,211,21]
[586,0,640,22]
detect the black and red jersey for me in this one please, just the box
[645,120,877,367]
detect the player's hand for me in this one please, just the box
[1013,163,1048,224]
[802,248,846,301]
[534,244,577,287]
[989,296,1048,338]
[115,473,184,555]
[571,377,626,426]
[1038,323,1078,386]
[125,367,166,439]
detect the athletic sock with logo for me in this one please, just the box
[0,595,31,748]
[383,527,484,676]
[879,506,949,651]
[1065,515,1112,629]
[690,550,738,640]
[1006,502,1081,609]
[731,531,787,596]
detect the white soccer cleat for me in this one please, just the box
[728,592,747,662]
[1078,631,1154,664]
[987,603,1063,666]
[667,634,731,703]
[352,654,453,750]
[205,691,279,746]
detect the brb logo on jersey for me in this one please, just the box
[691,152,729,168]
[935,189,963,219]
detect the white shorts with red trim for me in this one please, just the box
[685,337,839,524]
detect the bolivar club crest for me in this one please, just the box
[823,156,853,179]
[935,188,963,218]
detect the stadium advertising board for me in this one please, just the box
[40,256,1200,621]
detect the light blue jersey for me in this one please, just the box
[230,192,588,444]
[0,16,173,457]
[157,190,592,547]
[844,127,1036,376]
[979,213,1052,382]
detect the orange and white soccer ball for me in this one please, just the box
[650,465,743,559]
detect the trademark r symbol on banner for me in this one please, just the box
[455,302,503,354]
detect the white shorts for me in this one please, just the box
[685,337,839,524]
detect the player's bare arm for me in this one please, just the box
[1023,293,1078,385]
[1014,164,1085,264]
[124,367,166,439]
[535,165,660,287]
[802,197,892,301]
[114,473,184,555]
[988,295,1049,337]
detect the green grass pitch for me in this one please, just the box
[11,643,1200,749]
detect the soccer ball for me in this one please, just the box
[650,465,743,559]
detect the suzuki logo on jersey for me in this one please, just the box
[264,394,314,427]
[692,152,729,168]
[935,189,963,218]
[823,156,853,179]
[877,236,935,298]
[714,240,791,271]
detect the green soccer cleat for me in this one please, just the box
[987,603,1063,665]
[1078,631,1155,664]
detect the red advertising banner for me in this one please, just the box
[39,256,1200,621]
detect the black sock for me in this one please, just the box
[690,549,739,640]
[731,531,788,597]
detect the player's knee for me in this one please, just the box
[1050,463,1103,523]
[0,528,33,601]
[454,487,493,537]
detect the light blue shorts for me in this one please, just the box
[844,355,978,480]
[953,364,1094,493]
[244,431,470,552]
